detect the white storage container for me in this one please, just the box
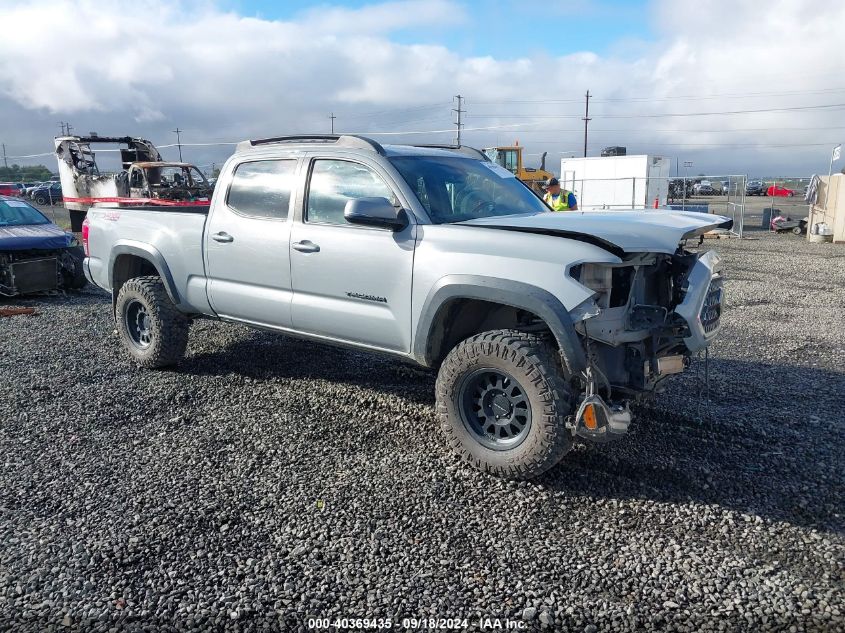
[560,155,672,211]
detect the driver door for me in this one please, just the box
[289,157,416,352]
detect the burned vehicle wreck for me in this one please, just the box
[55,135,212,230]
[0,196,86,296]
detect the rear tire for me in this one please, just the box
[115,276,189,368]
[34,194,48,205]
[435,329,574,479]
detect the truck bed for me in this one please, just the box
[84,204,213,314]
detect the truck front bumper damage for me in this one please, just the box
[570,394,633,442]
[674,249,723,353]
[566,248,724,442]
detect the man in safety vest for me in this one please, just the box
[543,177,578,211]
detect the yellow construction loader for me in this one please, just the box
[482,143,555,193]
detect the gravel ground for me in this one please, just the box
[1,232,843,632]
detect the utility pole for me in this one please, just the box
[453,95,465,146]
[2,143,7,169]
[330,113,336,134]
[172,127,183,162]
[65,123,73,136]
[58,122,66,135]
[682,160,693,211]
[582,90,591,157]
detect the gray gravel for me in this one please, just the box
[1,231,843,632]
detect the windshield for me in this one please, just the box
[0,199,51,226]
[389,156,549,224]
[147,166,208,188]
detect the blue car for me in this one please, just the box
[0,195,87,296]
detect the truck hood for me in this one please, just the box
[458,210,732,254]
[0,223,73,250]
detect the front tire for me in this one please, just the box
[435,329,574,479]
[115,276,190,368]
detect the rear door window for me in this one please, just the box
[226,159,297,219]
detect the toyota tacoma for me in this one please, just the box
[82,135,726,479]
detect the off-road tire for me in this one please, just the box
[115,276,189,368]
[435,329,574,479]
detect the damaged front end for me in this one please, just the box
[0,199,86,296]
[566,247,723,441]
[0,247,84,297]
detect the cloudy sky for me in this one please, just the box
[0,0,843,177]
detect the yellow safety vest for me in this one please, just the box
[544,190,571,211]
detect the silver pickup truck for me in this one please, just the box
[84,134,727,479]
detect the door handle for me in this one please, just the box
[212,232,234,243]
[292,240,320,253]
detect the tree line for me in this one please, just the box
[0,164,55,182]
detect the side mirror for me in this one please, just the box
[344,197,408,231]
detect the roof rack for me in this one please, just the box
[236,134,385,155]
[411,144,490,162]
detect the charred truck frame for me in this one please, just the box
[55,135,212,231]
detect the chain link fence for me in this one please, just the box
[559,173,747,237]
[744,177,811,233]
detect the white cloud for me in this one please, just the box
[0,0,842,175]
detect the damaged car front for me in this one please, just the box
[566,241,723,440]
[0,196,87,297]
[462,209,727,442]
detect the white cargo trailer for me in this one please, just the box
[560,155,672,211]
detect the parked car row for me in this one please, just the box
[745,180,797,197]
[0,180,63,205]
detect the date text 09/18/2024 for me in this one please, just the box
[306,616,529,630]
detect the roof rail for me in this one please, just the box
[236,134,385,155]
[411,144,491,162]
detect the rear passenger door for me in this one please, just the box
[289,157,416,352]
[205,158,298,327]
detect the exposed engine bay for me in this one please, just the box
[0,198,87,296]
[0,247,86,297]
[566,245,723,441]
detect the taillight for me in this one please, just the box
[81,216,90,257]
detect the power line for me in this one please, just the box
[472,86,845,105]
[339,102,450,121]
[503,126,845,134]
[467,102,845,119]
